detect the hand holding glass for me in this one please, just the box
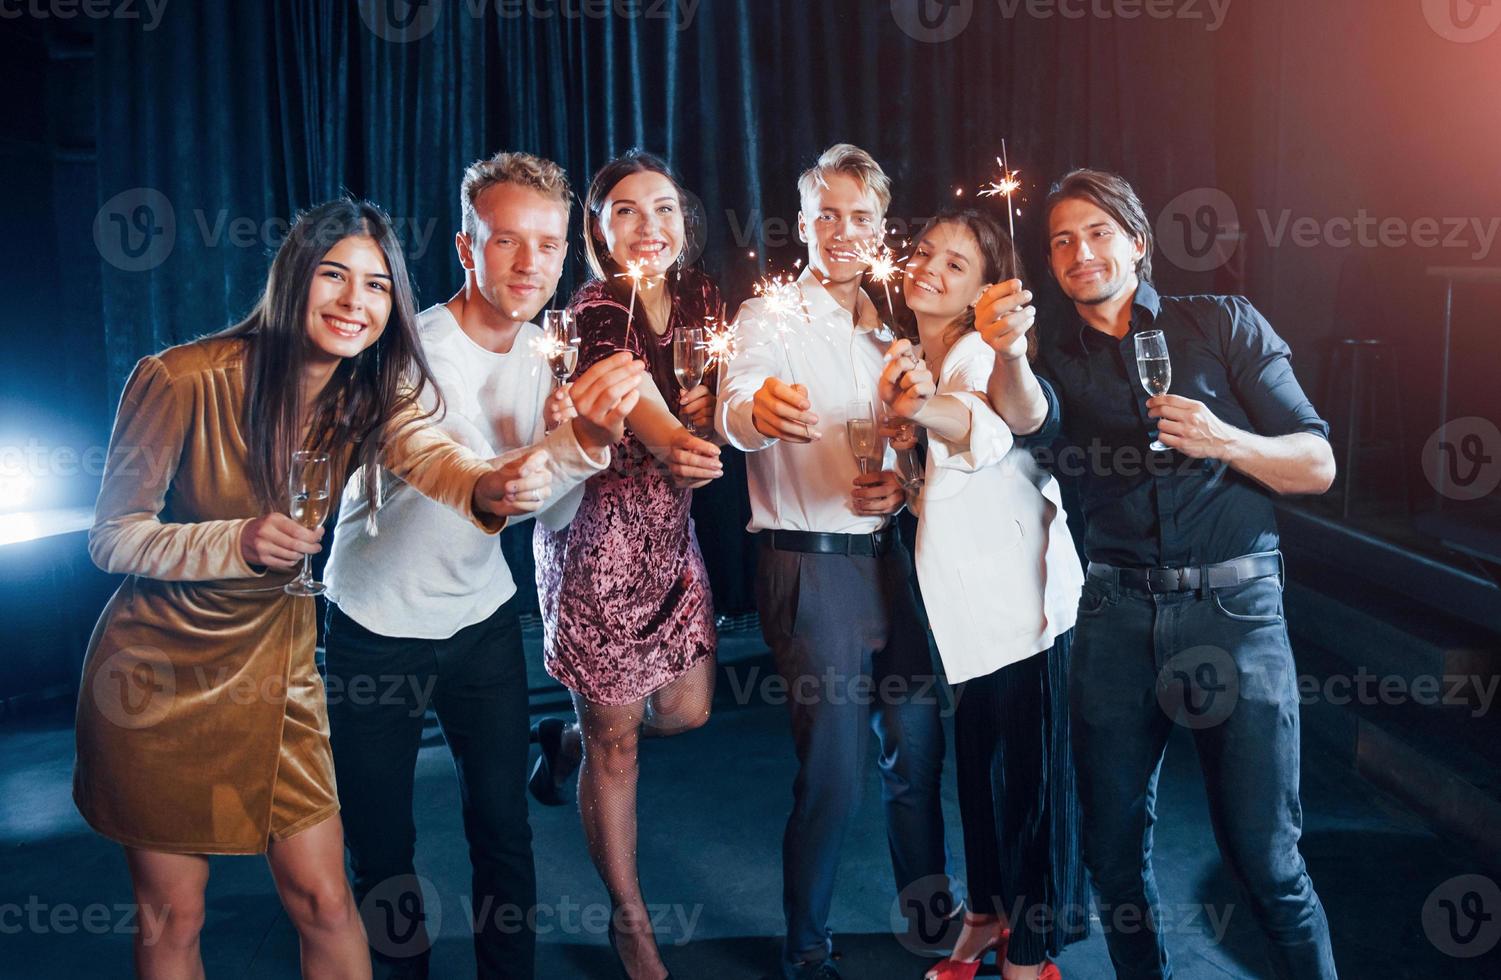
[1134,329,1172,452]
[673,325,708,435]
[284,450,331,597]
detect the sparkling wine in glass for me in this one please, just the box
[542,309,580,385]
[846,401,887,476]
[673,325,707,435]
[1134,329,1172,452]
[285,450,331,597]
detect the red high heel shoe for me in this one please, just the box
[922,923,1010,980]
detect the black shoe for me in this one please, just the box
[528,716,579,806]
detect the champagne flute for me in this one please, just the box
[284,450,331,597]
[673,324,708,436]
[542,309,579,386]
[1134,329,1172,452]
[880,408,923,493]
[846,400,887,476]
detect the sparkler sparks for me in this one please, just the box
[527,332,575,381]
[702,316,740,372]
[753,273,813,326]
[978,138,1024,272]
[614,258,662,349]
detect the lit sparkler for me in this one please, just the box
[527,332,574,382]
[702,315,740,374]
[978,138,1024,272]
[614,258,661,350]
[852,237,906,331]
[751,272,812,383]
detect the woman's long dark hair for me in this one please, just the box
[219,198,442,512]
[897,207,1036,361]
[581,149,702,307]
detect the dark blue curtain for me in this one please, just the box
[84,0,1227,612]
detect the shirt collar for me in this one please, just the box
[1069,279,1162,353]
[797,265,874,331]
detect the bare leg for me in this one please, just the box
[123,846,211,980]
[265,815,372,980]
[573,693,668,980]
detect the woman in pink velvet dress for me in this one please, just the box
[533,151,725,980]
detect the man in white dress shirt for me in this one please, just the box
[717,143,953,980]
[322,152,645,980]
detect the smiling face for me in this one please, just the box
[903,221,987,323]
[1047,196,1146,307]
[303,234,392,365]
[799,171,884,285]
[459,181,569,322]
[597,169,685,278]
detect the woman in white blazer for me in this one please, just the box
[879,209,1087,980]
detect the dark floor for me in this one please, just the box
[3,627,1499,979]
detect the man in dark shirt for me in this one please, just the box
[974,169,1339,979]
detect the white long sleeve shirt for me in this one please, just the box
[325,304,608,640]
[912,332,1083,683]
[717,267,898,534]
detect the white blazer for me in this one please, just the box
[912,332,1084,685]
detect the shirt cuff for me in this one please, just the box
[719,396,777,453]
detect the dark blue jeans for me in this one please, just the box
[325,597,535,980]
[1069,560,1338,980]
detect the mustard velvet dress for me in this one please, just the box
[73,336,504,855]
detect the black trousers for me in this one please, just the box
[325,597,535,980]
[952,632,1088,966]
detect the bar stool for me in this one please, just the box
[1323,338,1411,518]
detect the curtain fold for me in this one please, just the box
[91,0,1226,612]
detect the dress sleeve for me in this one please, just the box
[574,291,643,373]
[88,356,265,581]
[380,402,508,535]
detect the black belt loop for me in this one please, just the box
[1197,562,1212,601]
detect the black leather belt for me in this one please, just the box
[767,529,895,557]
[1087,552,1282,593]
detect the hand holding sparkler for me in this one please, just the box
[973,280,1037,363]
[752,376,819,444]
[567,351,647,451]
[878,339,936,421]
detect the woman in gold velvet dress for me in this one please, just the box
[73,200,560,979]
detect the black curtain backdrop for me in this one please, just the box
[76,0,1237,614]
